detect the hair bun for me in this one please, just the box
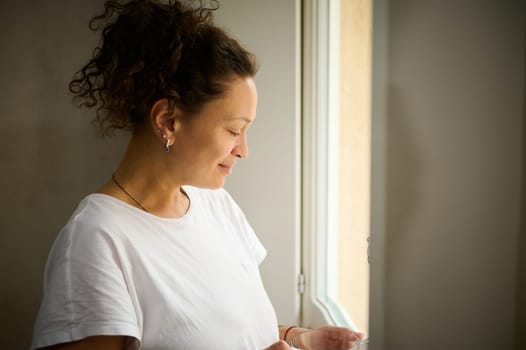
[69,0,257,136]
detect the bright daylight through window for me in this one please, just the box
[301,0,372,341]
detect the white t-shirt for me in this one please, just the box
[31,186,279,350]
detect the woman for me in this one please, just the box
[31,1,364,349]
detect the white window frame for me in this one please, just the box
[301,0,348,329]
[300,0,388,348]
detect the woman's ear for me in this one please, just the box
[149,98,183,140]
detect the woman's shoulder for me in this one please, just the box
[71,193,135,225]
[56,193,142,243]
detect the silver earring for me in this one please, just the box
[164,138,170,152]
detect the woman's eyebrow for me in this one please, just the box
[225,116,253,123]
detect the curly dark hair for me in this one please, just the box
[69,0,258,136]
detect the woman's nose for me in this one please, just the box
[233,134,249,158]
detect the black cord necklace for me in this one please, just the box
[111,173,149,213]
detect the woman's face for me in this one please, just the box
[172,77,257,189]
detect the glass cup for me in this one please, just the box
[290,330,368,350]
[351,337,369,350]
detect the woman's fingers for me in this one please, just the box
[264,340,291,350]
[309,326,365,350]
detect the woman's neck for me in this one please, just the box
[97,134,190,218]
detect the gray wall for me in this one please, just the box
[517,38,526,350]
[0,1,123,349]
[517,77,526,349]
[382,0,525,349]
[215,0,301,327]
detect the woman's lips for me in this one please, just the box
[219,163,233,175]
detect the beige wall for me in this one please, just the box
[338,0,371,334]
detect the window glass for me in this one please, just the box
[301,0,371,338]
[333,0,372,335]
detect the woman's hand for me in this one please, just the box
[264,340,292,350]
[290,326,364,350]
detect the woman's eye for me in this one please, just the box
[229,130,241,136]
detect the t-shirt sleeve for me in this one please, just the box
[240,216,267,265]
[31,214,140,350]
[219,189,267,265]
